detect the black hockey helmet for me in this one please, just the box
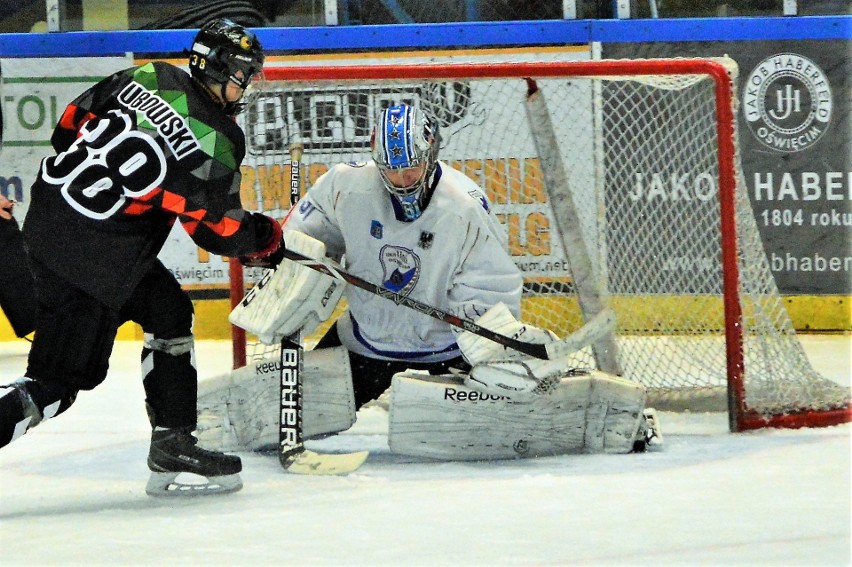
[188,18,264,114]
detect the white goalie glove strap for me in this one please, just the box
[456,302,557,366]
[229,231,344,344]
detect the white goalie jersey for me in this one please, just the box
[285,160,523,363]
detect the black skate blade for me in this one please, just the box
[281,448,368,476]
[145,471,243,497]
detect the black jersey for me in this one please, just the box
[23,62,274,309]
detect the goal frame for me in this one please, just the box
[230,59,849,433]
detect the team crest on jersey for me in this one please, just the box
[370,220,383,239]
[380,245,420,297]
[418,231,434,249]
[298,199,316,217]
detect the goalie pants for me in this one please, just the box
[22,259,197,430]
[315,322,470,409]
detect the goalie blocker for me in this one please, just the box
[389,369,658,460]
[229,231,344,345]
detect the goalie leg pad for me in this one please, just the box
[582,372,647,454]
[389,372,591,460]
[196,346,356,451]
[388,370,646,460]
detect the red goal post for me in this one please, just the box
[231,58,850,432]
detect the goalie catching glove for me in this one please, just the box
[456,303,566,398]
[230,231,345,344]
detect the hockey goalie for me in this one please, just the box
[199,230,662,461]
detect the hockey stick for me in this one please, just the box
[281,248,616,361]
[524,78,622,375]
[278,143,368,475]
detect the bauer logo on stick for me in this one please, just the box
[279,346,300,447]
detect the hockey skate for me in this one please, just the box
[145,427,243,497]
[633,408,664,453]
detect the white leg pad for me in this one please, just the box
[388,369,646,460]
[582,372,647,454]
[197,346,356,451]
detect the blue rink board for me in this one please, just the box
[0,16,849,58]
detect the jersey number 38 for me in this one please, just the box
[42,109,167,220]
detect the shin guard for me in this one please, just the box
[142,334,197,429]
[0,377,76,448]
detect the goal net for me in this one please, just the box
[232,58,850,432]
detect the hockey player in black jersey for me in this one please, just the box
[0,18,284,496]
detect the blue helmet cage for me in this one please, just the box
[371,104,440,221]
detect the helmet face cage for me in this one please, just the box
[371,104,440,202]
[188,18,265,115]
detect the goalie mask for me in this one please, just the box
[371,104,440,222]
[188,18,265,116]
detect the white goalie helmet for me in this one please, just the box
[371,104,440,221]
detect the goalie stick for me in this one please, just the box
[277,142,368,475]
[280,247,616,361]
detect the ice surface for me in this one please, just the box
[1,336,849,566]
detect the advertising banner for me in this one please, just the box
[3,41,847,301]
[736,43,849,295]
[0,48,593,299]
[603,41,850,295]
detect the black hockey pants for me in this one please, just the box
[24,259,197,430]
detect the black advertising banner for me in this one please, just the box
[603,40,850,295]
[736,43,849,294]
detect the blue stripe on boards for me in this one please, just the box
[0,16,848,58]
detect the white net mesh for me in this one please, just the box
[234,58,849,428]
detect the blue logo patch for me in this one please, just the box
[370,220,383,239]
[296,199,317,220]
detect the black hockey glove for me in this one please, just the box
[240,215,285,268]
